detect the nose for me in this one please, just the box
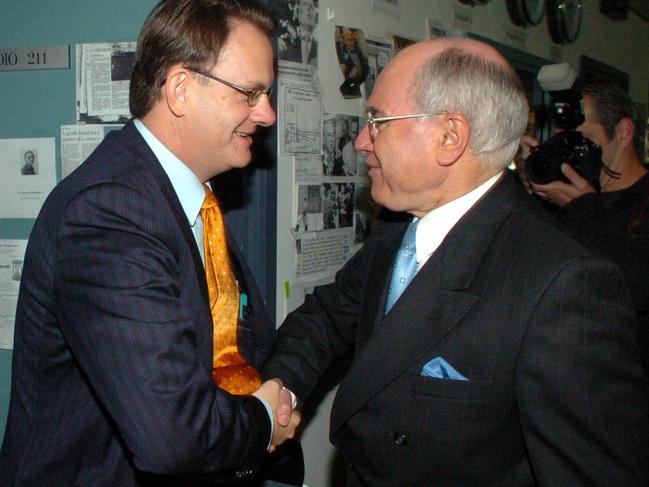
[251,94,276,127]
[354,124,373,153]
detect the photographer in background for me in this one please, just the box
[524,78,649,366]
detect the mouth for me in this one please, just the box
[366,158,380,172]
[367,166,383,181]
[234,131,253,144]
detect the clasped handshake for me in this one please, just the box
[252,379,301,452]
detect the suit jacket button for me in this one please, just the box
[393,432,408,447]
[235,469,252,479]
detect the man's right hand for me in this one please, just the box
[519,134,539,160]
[252,379,301,452]
[530,163,596,207]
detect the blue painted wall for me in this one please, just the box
[0,0,159,444]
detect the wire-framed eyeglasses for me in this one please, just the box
[187,67,273,106]
[365,110,447,142]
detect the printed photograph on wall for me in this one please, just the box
[322,182,355,230]
[295,184,323,233]
[335,26,369,99]
[322,114,361,176]
[277,0,319,67]
[20,150,37,176]
[393,34,416,53]
[364,37,392,98]
[76,42,136,123]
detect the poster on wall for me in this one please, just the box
[322,113,362,176]
[0,137,56,219]
[275,0,319,82]
[296,230,352,280]
[295,183,324,233]
[364,37,393,99]
[290,110,371,282]
[392,34,416,53]
[0,239,27,350]
[76,42,136,124]
[295,154,323,185]
[335,26,369,100]
[279,80,322,155]
[61,124,122,177]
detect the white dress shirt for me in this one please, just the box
[415,172,503,270]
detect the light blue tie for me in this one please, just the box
[385,218,419,314]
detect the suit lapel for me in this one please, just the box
[332,172,523,433]
[224,225,274,368]
[120,121,209,305]
[355,229,403,346]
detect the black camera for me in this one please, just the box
[523,63,605,191]
[524,131,603,191]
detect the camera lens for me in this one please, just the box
[524,139,565,185]
[523,131,603,191]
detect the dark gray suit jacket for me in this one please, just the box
[0,121,297,486]
[264,171,649,486]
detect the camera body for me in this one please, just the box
[523,64,604,191]
[524,131,603,190]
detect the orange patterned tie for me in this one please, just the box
[201,186,261,395]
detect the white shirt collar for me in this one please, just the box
[416,172,502,267]
[134,119,205,227]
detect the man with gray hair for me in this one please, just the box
[264,38,649,485]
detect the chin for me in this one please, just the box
[371,188,408,213]
[370,186,390,209]
[228,151,253,169]
[232,158,252,169]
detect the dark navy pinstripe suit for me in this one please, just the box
[265,171,649,486]
[0,121,298,486]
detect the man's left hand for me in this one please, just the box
[530,163,596,207]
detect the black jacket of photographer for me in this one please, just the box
[555,172,649,334]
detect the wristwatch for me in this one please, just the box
[547,0,583,44]
[506,0,546,27]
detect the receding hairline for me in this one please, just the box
[391,38,514,81]
[400,39,521,105]
[209,16,272,66]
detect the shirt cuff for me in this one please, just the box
[256,396,274,450]
[284,387,298,409]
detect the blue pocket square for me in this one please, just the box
[420,357,468,381]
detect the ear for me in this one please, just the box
[436,112,470,167]
[615,117,635,148]
[162,65,191,117]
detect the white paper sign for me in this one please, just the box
[0,138,56,218]
[0,240,27,350]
